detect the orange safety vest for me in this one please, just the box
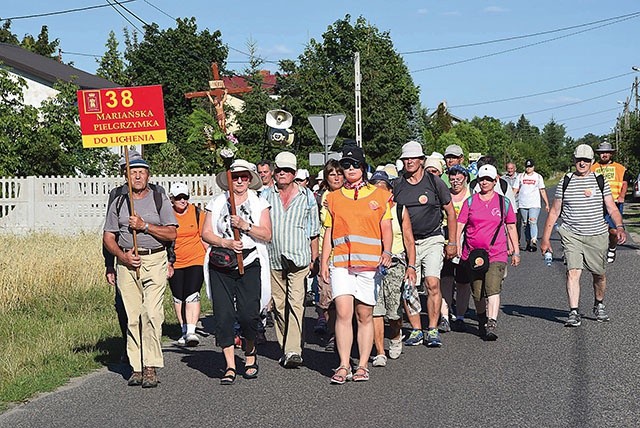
[327,186,390,269]
[591,162,626,200]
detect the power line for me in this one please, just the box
[0,1,138,21]
[400,11,640,54]
[497,88,629,120]
[106,0,142,33]
[411,13,640,73]
[450,72,635,108]
[566,118,616,133]
[533,107,620,127]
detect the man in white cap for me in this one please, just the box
[590,141,630,263]
[260,151,320,368]
[393,141,458,348]
[540,144,626,327]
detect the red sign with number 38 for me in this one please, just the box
[77,85,167,148]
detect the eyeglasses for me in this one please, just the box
[274,167,295,175]
[339,159,362,170]
[173,194,189,201]
[231,174,251,182]
[449,176,466,183]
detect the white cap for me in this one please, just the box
[316,170,324,181]
[295,169,309,181]
[274,151,297,170]
[574,144,594,160]
[169,182,189,197]
[400,141,425,159]
[477,164,498,180]
[444,144,464,157]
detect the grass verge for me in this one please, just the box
[0,233,210,412]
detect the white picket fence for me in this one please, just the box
[0,175,222,235]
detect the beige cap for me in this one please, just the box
[573,144,594,160]
[274,151,297,170]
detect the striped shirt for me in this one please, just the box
[261,184,320,269]
[555,172,611,236]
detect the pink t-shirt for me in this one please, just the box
[458,193,516,263]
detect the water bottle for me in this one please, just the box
[544,251,553,267]
[378,265,388,276]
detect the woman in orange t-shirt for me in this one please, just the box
[168,183,207,347]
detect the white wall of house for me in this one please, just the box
[6,68,59,109]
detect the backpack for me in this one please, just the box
[561,173,605,216]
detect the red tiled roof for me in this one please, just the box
[222,70,277,95]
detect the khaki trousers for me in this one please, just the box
[117,251,167,372]
[270,263,309,355]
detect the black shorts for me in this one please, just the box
[441,258,471,284]
[168,265,204,301]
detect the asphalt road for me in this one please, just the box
[2,191,640,428]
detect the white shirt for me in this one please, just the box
[515,172,545,209]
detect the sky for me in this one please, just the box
[3,0,640,140]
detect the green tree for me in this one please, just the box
[470,116,512,164]
[450,121,488,157]
[96,31,128,85]
[0,20,19,45]
[541,119,570,175]
[277,15,420,167]
[124,18,228,173]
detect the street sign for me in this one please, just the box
[308,113,346,148]
[309,151,340,166]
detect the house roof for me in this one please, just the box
[222,70,277,95]
[0,43,118,89]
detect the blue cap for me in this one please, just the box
[369,170,394,188]
[447,164,469,177]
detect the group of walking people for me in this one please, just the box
[102,138,627,387]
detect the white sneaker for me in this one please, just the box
[185,333,200,347]
[388,335,404,359]
[177,335,186,346]
[372,354,387,367]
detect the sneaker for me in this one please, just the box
[530,240,537,252]
[477,313,488,337]
[372,354,387,367]
[451,319,467,332]
[388,335,404,359]
[425,328,442,347]
[438,316,451,333]
[404,329,424,346]
[185,333,200,347]
[324,335,336,352]
[141,367,158,388]
[176,335,186,346]
[265,311,275,328]
[314,317,328,335]
[484,318,498,341]
[281,352,303,368]
[565,310,582,327]
[593,303,610,322]
[127,371,142,386]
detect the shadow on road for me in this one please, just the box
[502,304,566,324]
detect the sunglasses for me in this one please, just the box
[231,174,251,182]
[478,176,495,182]
[575,158,591,164]
[173,194,189,201]
[274,167,296,175]
[339,159,362,170]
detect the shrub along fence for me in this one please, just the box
[0,175,220,235]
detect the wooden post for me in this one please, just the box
[124,150,140,279]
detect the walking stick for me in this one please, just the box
[222,155,245,275]
[124,150,140,279]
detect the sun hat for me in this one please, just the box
[573,144,594,160]
[444,144,464,157]
[215,159,262,191]
[295,169,310,181]
[169,182,189,198]
[424,157,443,175]
[400,141,425,159]
[477,164,498,180]
[595,142,616,153]
[383,163,399,179]
[274,151,297,170]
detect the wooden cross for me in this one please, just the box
[184,63,252,133]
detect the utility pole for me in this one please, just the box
[354,52,362,148]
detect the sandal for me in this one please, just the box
[352,366,370,382]
[607,247,616,264]
[220,367,237,385]
[243,348,259,379]
[330,366,352,385]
